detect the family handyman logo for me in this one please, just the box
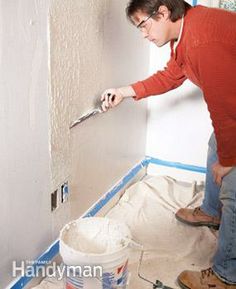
[12,261,103,280]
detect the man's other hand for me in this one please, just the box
[212,161,233,186]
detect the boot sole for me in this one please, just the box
[175,214,220,230]
[177,278,191,289]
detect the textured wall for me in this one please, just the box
[49,0,109,188]
[49,0,149,224]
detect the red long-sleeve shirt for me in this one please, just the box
[132,5,236,166]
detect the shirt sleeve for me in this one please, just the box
[189,43,236,166]
[131,56,187,100]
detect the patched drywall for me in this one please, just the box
[49,0,149,224]
[49,0,110,188]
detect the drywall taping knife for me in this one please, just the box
[70,94,115,129]
[70,107,103,129]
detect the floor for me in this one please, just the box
[32,175,217,289]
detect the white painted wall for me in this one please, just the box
[0,1,52,287]
[145,1,215,181]
[198,0,220,7]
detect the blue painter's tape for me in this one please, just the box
[192,0,198,6]
[145,156,206,174]
[10,157,205,288]
[9,160,148,289]
[10,240,59,289]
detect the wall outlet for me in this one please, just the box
[61,181,69,203]
[51,190,58,212]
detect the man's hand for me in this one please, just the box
[101,88,124,112]
[101,86,136,112]
[212,161,233,186]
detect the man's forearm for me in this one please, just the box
[117,86,136,98]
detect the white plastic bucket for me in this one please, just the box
[59,217,131,289]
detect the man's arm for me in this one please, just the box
[101,56,187,111]
[132,56,187,100]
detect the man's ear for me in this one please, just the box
[158,5,170,20]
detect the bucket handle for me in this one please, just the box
[124,239,173,288]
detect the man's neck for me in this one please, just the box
[170,17,184,41]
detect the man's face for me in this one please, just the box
[131,7,172,47]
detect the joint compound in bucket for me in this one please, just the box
[60,217,131,289]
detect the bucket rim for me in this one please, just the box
[59,217,131,257]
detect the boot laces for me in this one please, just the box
[201,268,214,279]
[193,207,201,216]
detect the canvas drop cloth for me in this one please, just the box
[32,175,217,289]
[106,175,218,289]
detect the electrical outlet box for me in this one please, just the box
[51,190,58,212]
[61,181,69,203]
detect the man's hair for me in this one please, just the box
[126,0,192,23]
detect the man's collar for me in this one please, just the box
[174,16,184,52]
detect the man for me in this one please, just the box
[101,0,236,288]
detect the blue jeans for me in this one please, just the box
[200,133,236,284]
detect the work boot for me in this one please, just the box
[175,206,220,230]
[178,268,236,289]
